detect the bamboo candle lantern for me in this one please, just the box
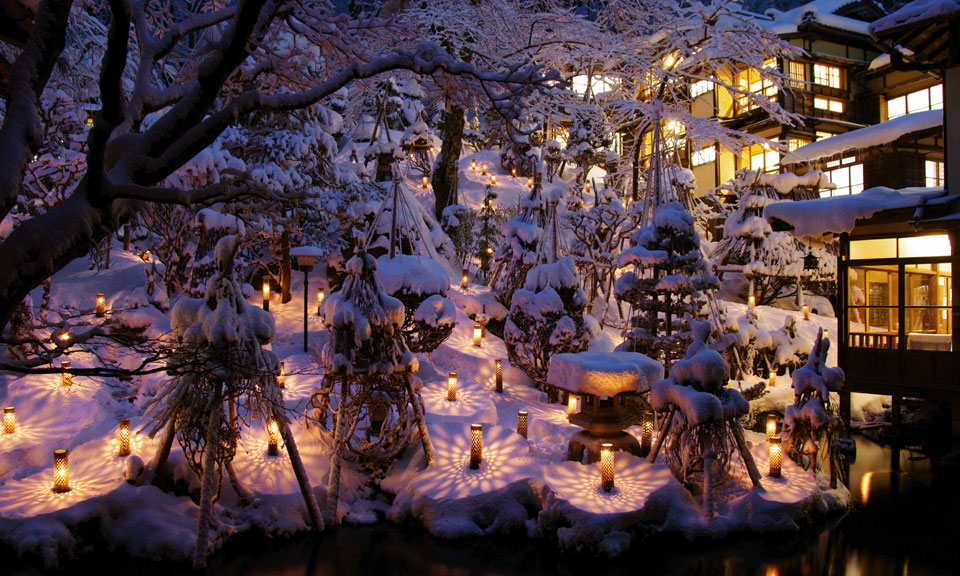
[278,361,285,388]
[262,279,270,311]
[470,159,477,171]
[491,174,497,186]
[527,177,533,188]
[641,411,654,453]
[96,293,106,317]
[748,295,756,308]
[823,329,829,340]
[61,360,72,386]
[768,436,782,478]
[2,407,14,435]
[769,370,776,387]
[461,268,469,289]
[495,359,503,394]
[600,442,615,492]
[517,410,528,439]
[117,418,131,456]
[481,164,488,176]
[447,372,458,402]
[267,417,280,456]
[766,414,777,440]
[317,288,325,316]
[53,449,70,493]
[473,323,482,347]
[567,394,578,416]
[422,176,429,188]
[512,168,517,177]
[803,305,810,320]
[585,181,591,193]
[469,424,483,469]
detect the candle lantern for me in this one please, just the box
[3,407,14,435]
[567,393,579,416]
[470,159,477,171]
[118,418,131,456]
[526,177,533,188]
[61,360,72,386]
[517,410,528,439]
[481,164,488,176]
[57,329,71,343]
[267,417,280,456]
[96,293,106,317]
[748,295,756,308]
[600,442,615,492]
[262,279,271,311]
[765,414,777,440]
[53,449,71,493]
[823,329,829,340]
[803,305,810,320]
[278,361,285,388]
[473,323,482,347]
[491,174,497,186]
[422,176,429,188]
[585,181,591,193]
[769,370,776,387]
[317,288,325,316]
[768,436,782,477]
[512,168,517,177]
[447,372,458,401]
[461,268,469,289]
[495,359,503,393]
[640,411,654,453]
[469,424,483,469]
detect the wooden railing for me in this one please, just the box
[848,332,899,349]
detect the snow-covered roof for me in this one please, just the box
[759,0,874,36]
[546,351,663,397]
[781,109,942,165]
[764,186,949,237]
[869,0,960,37]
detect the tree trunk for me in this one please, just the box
[149,418,176,486]
[279,413,325,531]
[193,380,224,570]
[281,229,292,303]
[405,373,436,466]
[325,374,350,524]
[432,105,465,220]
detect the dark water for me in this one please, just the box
[9,435,960,575]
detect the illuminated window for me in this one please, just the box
[571,74,620,97]
[784,138,810,152]
[822,161,863,196]
[814,97,844,113]
[742,143,779,174]
[816,131,835,140]
[788,61,806,88]
[887,84,943,119]
[813,64,841,89]
[926,160,945,187]
[691,145,716,166]
[691,79,714,98]
[735,59,779,114]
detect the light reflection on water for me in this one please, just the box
[10,435,959,575]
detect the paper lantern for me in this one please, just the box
[491,174,497,185]
[748,295,756,308]
[61,360,72,386]
[600,443,614,492]
[117,418,131,456]
[447,372,458,402]
[469,424,483,469]
[53,449,70,493]
[641,411,654,452]
[768,436,782,478]
[567,394,578,416]
[495,359,503,394]
[96,293,106,317]
[2,407,14,435]
[262,279,270,311]
[517,410,528,439]
[766,414,777,440]
[267,417,280,456]
[278,361,285,389]
[317,288,325,316]
[769,370,776,387]
[422,176,429,188]
[803,305,810,320]
[461,268,469,289]
[473,323,482,347]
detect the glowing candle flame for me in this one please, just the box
[267,417,280,456]
[447,372,458,402]
[118,419,131,456]
[768,436,782,478]
[96,293,106,317]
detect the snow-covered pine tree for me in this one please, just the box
[473,186,501,280]
[615,201,718,370]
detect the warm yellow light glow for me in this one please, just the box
[470,424,483,469]
[769,371,776,387]
[481,164,488,176]
[803,305,810,320]
[317,288,325,315]
[278,361,285,388]
[96,293,106,317]
[3,407,14,435]
[61,361,72,386]
[53,449,70,493]
[860,471,874,504]
[517,410,528,439]
[512,168,517,177]
[823,329,830,340]
[461,268,469,289]
[85,117,94,127]
[601,442,615,492]
[142,250,151,262]
[748,295,756,308]
[768,437,782,478]
[585,181,591,193]
[267,417,280,456]
[470,160,476,171]
[58,330,71,343]
[422,176,429,188]
[447,372,458,402]
[664,53,677,69]
[495,359,503,393]
[473,323,482,347]
[486,246,493,254]
[262,279,270,311]
[117,418,131,456]
[567,394,578,416]
[641,411,654,452]
[491,174,497,186]
[527,177,533,188]
[766,414,777,440]
[898,234,951,258]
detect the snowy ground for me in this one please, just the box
[0,158,856,565]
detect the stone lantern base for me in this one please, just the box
[567,429,644,464]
